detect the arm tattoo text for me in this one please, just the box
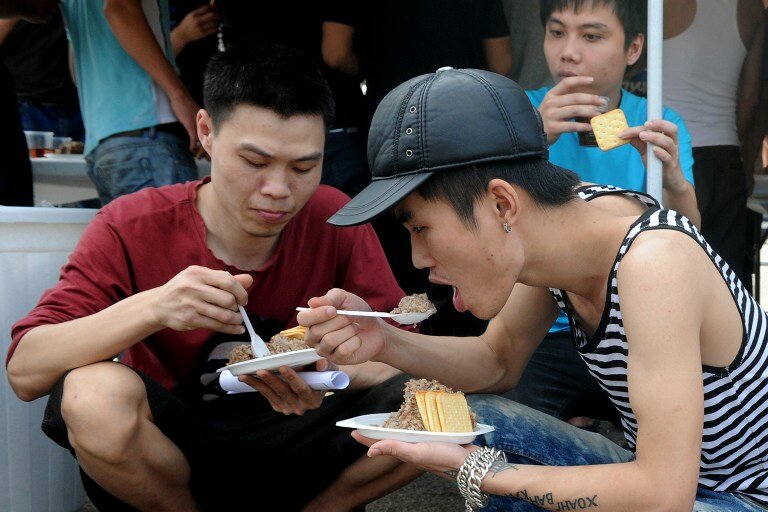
[506,490,599,509]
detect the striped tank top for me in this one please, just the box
[551,185,768,505]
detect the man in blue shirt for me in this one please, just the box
[504,0,700,430]
[61,0,201,205]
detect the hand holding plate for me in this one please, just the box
[352,430,477,480]
[238,359,330,415]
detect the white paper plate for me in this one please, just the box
[218,348,322,376]
[336,413,494,444]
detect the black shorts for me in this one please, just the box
[43,364,409,511]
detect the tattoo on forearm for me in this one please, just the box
[487,461,519,478]
[505,490,599,510]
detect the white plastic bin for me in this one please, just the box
[0,206,97,512]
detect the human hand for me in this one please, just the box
[352,431,476,479]
[150,266,252,334]
[168,89,202,152]
[619,119,688,195]
[298,288,387,366]
[173,5,219,47]
[538,76,608,146]
[238,359,337,415]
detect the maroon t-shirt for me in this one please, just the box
[8,180,407,390]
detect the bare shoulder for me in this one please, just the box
[617,229,713,295]
[622,229,705,267]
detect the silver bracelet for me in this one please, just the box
[456,447,507,511]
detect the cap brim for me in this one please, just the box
[328,172,434,226]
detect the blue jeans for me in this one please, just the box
[18,100,85,140]
[501,332,616,424]
[468,395,766,511]
[86,129,197,205]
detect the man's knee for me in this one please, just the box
[61,362,149,464]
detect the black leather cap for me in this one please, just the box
[328,67,548,226]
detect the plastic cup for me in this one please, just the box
[24,131,54,157]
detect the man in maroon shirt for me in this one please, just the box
[6,42,417,511]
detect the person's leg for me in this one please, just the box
[44,361,199,511]
[86,130,197,205]
[303,373,424,511]
[470,396,765,512]
[693,146,749,284]
[0,66,33,206]
[321,130,370,198]
[188,373,420,511]
[17,100,61,134]
[57,103,86,141]
[693,487,768,511]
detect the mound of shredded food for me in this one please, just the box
[390,293,435,314]
[227,326,309,364]
[382,378,477,431]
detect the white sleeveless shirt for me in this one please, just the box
[663,0,747,148]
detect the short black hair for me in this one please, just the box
[540,0,646,51]
[203,41,335,130]
[415,159,581,230]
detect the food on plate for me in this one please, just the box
[227,326,310,364]
[382,378,476,432]
[390,293,436,315]
[54,140,85,154]
[589,108,630,151]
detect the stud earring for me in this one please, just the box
[503,223,511,233]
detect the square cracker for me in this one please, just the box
[425,391,443,432]
[414,391,431,431]
[437,393,473,432]
[590,108,630,151]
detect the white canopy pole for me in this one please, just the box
[646,0,663,204]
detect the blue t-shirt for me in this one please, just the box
[526,86,695,332]
[61,0,178,155]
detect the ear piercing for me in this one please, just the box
[503,223,511,233]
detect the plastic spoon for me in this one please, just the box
[295,307,435,325]
[239,305,271,357]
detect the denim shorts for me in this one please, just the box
[468,395,767,511]
[86,128,198,205]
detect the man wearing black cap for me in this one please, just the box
[299,67,768,510]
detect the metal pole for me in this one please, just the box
[646,0,663,204]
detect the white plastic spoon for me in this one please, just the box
[295,307,435,325]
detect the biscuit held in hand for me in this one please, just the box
[590,108,631,151]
